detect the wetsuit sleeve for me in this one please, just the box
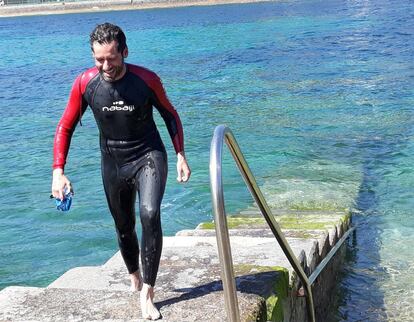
[149,75,184,154]
[53,74,87,170]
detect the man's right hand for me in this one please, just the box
[51,168,72,200]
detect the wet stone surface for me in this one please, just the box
[0,210,351,321]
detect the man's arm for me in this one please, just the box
[148,74,191,182]
[51,74,87,198]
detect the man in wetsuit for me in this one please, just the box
[51,22,191,320]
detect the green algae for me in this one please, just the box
[234,264,286,275]
[198,214,346,231]
[265,269,289,321]
[198,222,216,229]
[234,264,289,322]
[341,211,352,225]
[288,201,348,212]
[199,217,265,230]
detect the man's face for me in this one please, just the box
[92,40,128,82]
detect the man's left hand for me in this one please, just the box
[176,152,191,183]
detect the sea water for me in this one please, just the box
[0,0,413,320]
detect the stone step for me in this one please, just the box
[176,210,349,240]
[0,210,351,322]
[196,211,348,232]
[1,261,287,321]
[48,235,314,292]
[176,228,324,239]
[17,235,299,321]
[238,208,347,217]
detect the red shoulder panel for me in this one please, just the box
[128,64,184,154]
[52,68,98,170]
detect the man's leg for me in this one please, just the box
[136,151,167,320]
[101,152,142,291]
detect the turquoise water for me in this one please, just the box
[0,0,413,320]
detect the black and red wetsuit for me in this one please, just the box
[53,64,184,286]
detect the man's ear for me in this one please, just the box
[123,46,129,58]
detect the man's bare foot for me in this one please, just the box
[140,283,161,320]
[130,270,142,292]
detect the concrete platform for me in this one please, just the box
[0,210,351,321]
[48,236,309,291]
[0,241,287,321]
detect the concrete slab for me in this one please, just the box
[196,211,349,231]
[49,235,313,292]
[2,261,286,321]
[176,228,324,239]
[0,209,351,322]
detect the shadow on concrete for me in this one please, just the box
[156,270,284,309]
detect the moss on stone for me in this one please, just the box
[198,222,216,229]
[198,214,342,231]
[340,211,352,225]
[288,201,347,212]
[267,267,289,321]
[276,217,335,230]
[233,264,286,276]
[233,265,289,322]
[285,231,314,239]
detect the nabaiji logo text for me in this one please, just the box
[102,101,135,112]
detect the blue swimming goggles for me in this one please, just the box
[50,189,73,212]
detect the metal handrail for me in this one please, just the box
[308,226,355,285]
[209,125,316,322]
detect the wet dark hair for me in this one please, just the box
[89,22,127,53]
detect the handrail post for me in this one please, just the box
[210,125,316,322]
[210,125,241,322]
